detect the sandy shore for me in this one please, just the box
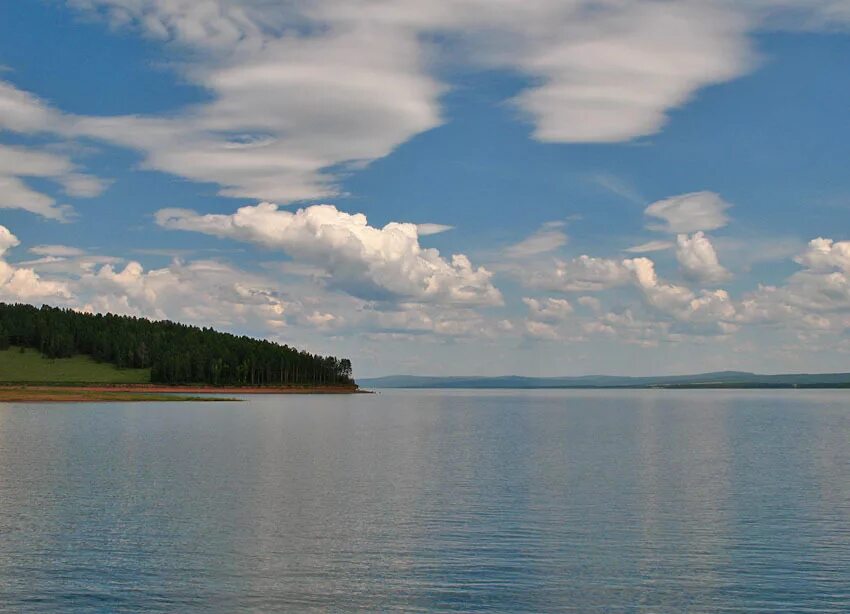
[0,383,363,402]
[72,384,363,394]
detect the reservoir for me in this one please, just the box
[0,389,848,611]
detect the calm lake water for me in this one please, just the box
[0,389,848,612]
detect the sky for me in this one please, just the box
[2,1,850,378]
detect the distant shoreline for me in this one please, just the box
[360,371,850,390]
[0,383,364,403]
[366,384,850,390]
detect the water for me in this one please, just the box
[0,389,848,612]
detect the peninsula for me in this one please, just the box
[0,303,358,402]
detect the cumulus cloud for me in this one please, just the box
[585,309,674,347]
[357,301,505,339]
[0,225,71,300]
[624,257,694,312]
[738,238,850,330]
[676,232,731,283]
[0,222,503,342]
[0,225,300,334]
[577,295,602,312]
[523,296,573,323]
[523,235,850,343]
[624,257,736,324]
[523,320,562,341]
[527,255,632,292]
[0,226,19,256]
[156,203,502,306]
[794,237,850,272]
[520,249,736,332]
[645,191,731,233]
[78,259,289,328]
[519,231,850,351]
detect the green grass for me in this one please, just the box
[0,347,151,384]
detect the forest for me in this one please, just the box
[0,303,353,386]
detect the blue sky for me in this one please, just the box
[2,1,850,377]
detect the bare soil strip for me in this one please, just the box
[0,384,362,402]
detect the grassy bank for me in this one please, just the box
[0,347,361,401]
[0,347,150,384]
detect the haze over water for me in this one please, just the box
[0,390,848,612]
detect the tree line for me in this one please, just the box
[0,303,354,386]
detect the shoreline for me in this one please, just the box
[0,383,364,403]
[65,384,363,394]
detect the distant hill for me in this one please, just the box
[360,371,850,389]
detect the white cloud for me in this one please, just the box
[156,202,502,306]
[526,234,850,342]
[522,238,850,345]
[588,172,644,204]
[523,296,573,323]
[0,110,106,220]
[359,302,504,339]
[78,259,289,328]
[0,225,303,333]
[794,237,850,272]
[0,222,503,343]
[520,249,737,332]
[44,0,758,202]
[506,222,568,258]
[0,1,845,214]
[0,226,19,256]
[0,225,71,301]
[712,235,804,269]
[416,223,454,236]
[586,309,673,347]
[2,1,843,214]
[624,257,736,324]
[507,2,753,143]
[577,295,601,312]
[676,231,730,283]
[60,173,110,198]
[4,1,850,364]
[528,255,632,291]
[738,238,850,329]
[0,176,75,222]
[624,240,674,254]
[517,234,850,346]
[645,191,731,233]
[63,3,444,202]
[524,319,562,341]
[0,81,59,133]
[624,257,694,311]
[29,245,87,257]
[748,0,850,30]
